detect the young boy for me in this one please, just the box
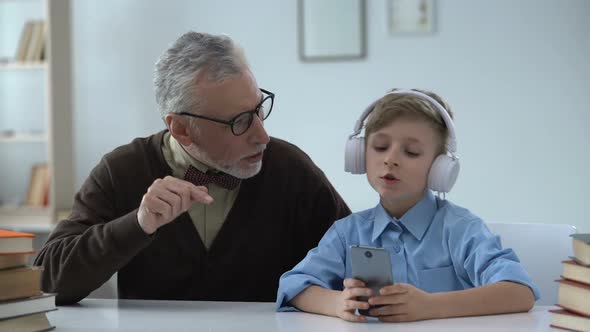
[275,89,539,322]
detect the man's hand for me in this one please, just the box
[335,278,373,322]
[137,176,213,234]
[368,283,435,322]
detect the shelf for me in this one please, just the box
[1,0,74,225]
[0,132,47,143]
[0,62,47,71]
[0,206,54,233]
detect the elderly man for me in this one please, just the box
[35,32,350,305]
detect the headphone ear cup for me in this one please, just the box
[428,154,460,193]
[344,137,366,174]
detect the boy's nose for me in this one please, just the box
[384,151,400,167]
[384,159,399,167]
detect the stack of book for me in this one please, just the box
[550,233,590,331]
[0,229,55,332]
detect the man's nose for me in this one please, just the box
[249,116,270,145]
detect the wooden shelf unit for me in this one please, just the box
[0,0,73,233]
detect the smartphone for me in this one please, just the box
[350,245,394,316]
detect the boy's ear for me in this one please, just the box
[165,114,192,146]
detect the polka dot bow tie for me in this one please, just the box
[183,165,241,190]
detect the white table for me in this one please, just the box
[47,299,560,331]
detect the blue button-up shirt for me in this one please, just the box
[276,191,540,311]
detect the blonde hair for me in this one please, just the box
[364,89,454,154]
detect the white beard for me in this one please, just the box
[184,143,263,179]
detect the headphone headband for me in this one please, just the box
[350,90,457,154]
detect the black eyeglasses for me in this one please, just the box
[179,88,275,136]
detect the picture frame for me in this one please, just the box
[298,0,366,61]
[388,0,435,34]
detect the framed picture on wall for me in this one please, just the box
[388,0,435,34]
[298,0,366,61]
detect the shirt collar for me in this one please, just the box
[371,191,438,242]
[371,203,396,242]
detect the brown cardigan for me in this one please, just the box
[34,131,351,305]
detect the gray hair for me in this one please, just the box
[154,32,248,119]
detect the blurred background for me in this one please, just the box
[1,0,589,236]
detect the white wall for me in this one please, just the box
[70,0,590,232]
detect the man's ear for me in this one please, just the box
[165,114,193,146]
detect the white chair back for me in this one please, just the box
[487,222,576,305]
[88,273,118,299]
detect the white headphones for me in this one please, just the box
[344,89,460,193]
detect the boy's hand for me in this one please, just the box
[336,278,373,322]
[368,283,435,322]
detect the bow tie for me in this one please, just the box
[183,165,241,190]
